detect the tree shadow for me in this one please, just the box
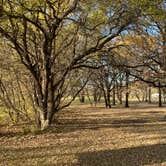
[0,131,23,138]
[1,104,166,137]
[77,144,166,166]
[0,145,76,166]
[45,108,166,134]
[1,143,166,166]
[1,115,166,137]
[40,120,166,138]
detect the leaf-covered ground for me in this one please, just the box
[0,103,166,166]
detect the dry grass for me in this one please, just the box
[0,103,166,166]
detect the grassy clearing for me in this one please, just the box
[0,103,166,166]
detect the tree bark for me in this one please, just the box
[103,90,108,108]
[117,83,123,104]
[80,90,85,103]
[159,81,162,107]
[103,89,111,108]
[148,86,152,103]
[106,88,111,108]
[145,87,148,102]
[125,71,129,108]
[112,86,116,105]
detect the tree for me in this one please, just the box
[0,0,149,129]
[90,54,120,108]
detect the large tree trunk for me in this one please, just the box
[34,81,56,130]
[35,107,55,130]
[40,111,49,130]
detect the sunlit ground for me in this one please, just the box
[0,103,166,166]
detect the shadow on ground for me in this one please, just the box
[1,105,166,138]
[49,108,166,134]
[1,104,166,165]
[1,143,166,166]
[77,143,166,166]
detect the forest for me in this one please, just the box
[0,0,166,165]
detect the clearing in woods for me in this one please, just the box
[0,103,166,166]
